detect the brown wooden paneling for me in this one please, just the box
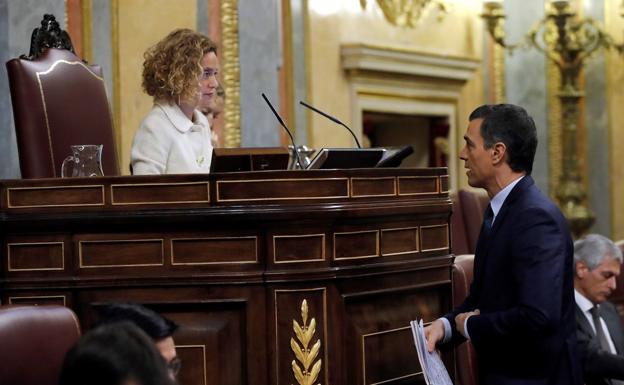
[273,234,325,263]
[334,230,379,260]
[165,304,246,385]
[111,182,210,205]
[397,176,439,196]
[7,185,104,208]
[362,327,423,384]
[351,177,396,197]
[216,178,349,202]
[8,295,67,306]
[381,227,419,256]
[8,242,64,271]
[0,169,453,385]
[344,283,450,385]
[420,225,450,252]
[171,237,257,265]
[79,239,164,268]
[440,175,449,192]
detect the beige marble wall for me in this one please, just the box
[605,0,624,240]
[306,1,483,189]
[116,0,197,172]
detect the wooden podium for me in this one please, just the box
[0,168,453,385]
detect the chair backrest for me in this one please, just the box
[458,189,489,253]
[6,48,119,178]
[0,305,81,385]
[450,192,470,255]
[452,254,479,385]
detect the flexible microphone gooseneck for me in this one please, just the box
[299,100,362,148]
[261,93,303,169]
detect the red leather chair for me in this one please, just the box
[0,305,81,385]
[452,254,479,385]
[6,48,119,178]
[450,189,489,255]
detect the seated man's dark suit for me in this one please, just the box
[576,301,624,385]
[444,175,580,385]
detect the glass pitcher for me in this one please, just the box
[61,145,104,177]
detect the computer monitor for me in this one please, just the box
[210,147,290,172]
[306,148,385,169]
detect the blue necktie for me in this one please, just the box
[483,204,494,238]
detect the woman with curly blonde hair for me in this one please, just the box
[131,29,219,174]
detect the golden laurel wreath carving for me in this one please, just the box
[290,300,322,385]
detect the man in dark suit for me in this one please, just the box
[574,233,624,385]
[424,104,581,385]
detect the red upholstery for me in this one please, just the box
[6,48,119,178]
[450,189,489,255]
[451,192,470,255]
[452,254,479,385]
[0,305,81,385]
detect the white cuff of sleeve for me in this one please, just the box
[439,317,452,344]
[463,316,471,340]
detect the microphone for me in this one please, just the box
[299,100,361,148]
[261,93,303,169]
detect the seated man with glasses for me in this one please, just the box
[97,303,182,381]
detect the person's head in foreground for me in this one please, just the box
[97,303,180,380]
[59,322,173,385]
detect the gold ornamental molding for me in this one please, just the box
[290,299,322,385]
[221,0,241,148]
[360,0,448,28]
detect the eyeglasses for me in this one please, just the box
[167,357,182,377]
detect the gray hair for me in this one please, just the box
[574,233,623,270]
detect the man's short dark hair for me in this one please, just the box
[60,322,173,385]
[469,104,538,174]
[97,303,178,340]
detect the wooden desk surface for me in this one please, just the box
[0,168,453,385]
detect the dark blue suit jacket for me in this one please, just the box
[445,176,581,385]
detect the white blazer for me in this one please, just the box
[131,102,213,175]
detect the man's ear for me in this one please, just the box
[576,261,589,279]
[491,142,507,165]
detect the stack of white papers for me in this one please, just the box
[410,319,453,385]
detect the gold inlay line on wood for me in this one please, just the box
[439,175,449,193]
[78,239,164,268]
[216,177,350,202]
[8,295,67,306]
[397,176,440,196]
[333,230,380,260]
[272,233,326,264]
[380,226,419,256]
[7,241,65,271]
[362,326,420,385]
[170,236,258,265]
[7,185,105,208]
[175,345,207,385]
[419,224,450,252]
[349,177,397,198]
[110,181,210,205]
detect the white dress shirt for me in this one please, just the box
[575,289,618,354]
[441,176,525,342]
[131,101,213,175]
